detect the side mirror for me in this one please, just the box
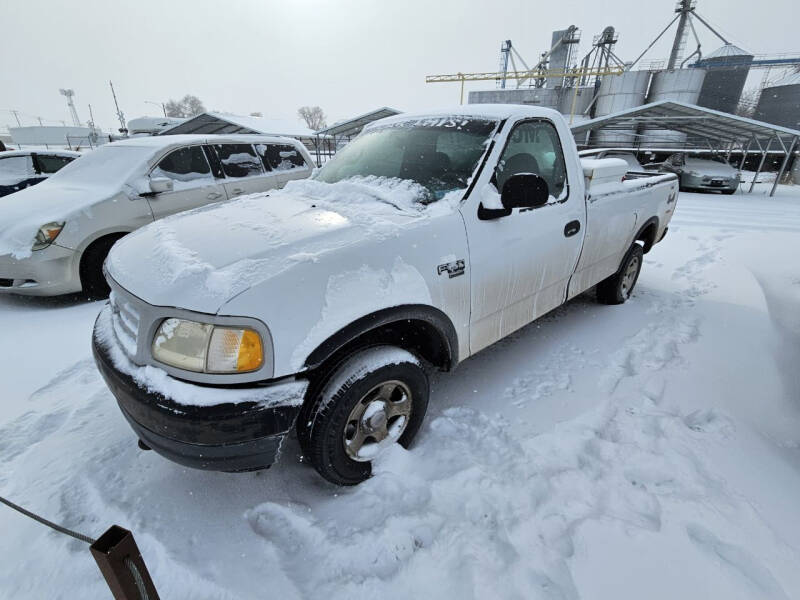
[149,177,173,194]
[501,173,549,210]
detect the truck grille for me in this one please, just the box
[109,291,140,359]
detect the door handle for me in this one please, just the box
[207,192,223,200]
[564,220,581,237]
[231,188,244,195]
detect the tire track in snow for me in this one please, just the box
[600,232,724,396]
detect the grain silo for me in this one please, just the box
[592,70,651,145]
[640,68,707,146]
[558,86,595,120]
[695,44,753,114]
[753,71,800,130]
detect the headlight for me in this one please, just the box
[32,222,65,251]
[152,318,264,374]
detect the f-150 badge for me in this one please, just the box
[437,259,465,278]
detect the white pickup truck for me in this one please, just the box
[92,105,678,485]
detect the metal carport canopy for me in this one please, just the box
[570,100,800,196]
[315,107,402,139]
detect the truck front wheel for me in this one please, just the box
[596,243,644,305]
[306,346,429,486]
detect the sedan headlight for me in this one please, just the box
[152,318,264,374]
[32,222,65,251]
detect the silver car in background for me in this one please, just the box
[661,152,740,194]
[0,134,314,297]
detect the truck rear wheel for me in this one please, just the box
[596,243,644,305]
[306,346,429,486]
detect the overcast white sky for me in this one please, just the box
[2,0,797,133]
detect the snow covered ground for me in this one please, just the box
[2,185,800,599]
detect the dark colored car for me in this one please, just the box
[660,152,739,194]
[0,150,80,197]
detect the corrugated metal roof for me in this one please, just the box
[768,70,800,88]
[703,44,751,59]
[315,107,402,137]
[160,112,317,138]
[571,100,800,147]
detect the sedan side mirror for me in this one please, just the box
[501,173,549,210]
[149,177,173,194]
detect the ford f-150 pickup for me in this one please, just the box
[92,105,679,485]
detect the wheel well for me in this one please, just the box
[322,318,452,371]
[79,233,127,279]
[303,308,456,393]
[297,316,454,444]
[635,219,658,254]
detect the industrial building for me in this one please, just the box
[7,125,108,150]
[430,0,800,161]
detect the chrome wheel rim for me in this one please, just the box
[621,255,640,298]
[343,380,412,462]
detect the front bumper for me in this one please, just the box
[0,244,81,296]
[92,322,306,472]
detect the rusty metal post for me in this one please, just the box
[90,525,160,600]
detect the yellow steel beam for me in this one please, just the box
[425,66,625,84]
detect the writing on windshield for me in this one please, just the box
[315,117,498,202]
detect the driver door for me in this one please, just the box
[461,119,585,354]
[146,145,227,219]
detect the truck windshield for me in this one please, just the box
[314,117,498,202]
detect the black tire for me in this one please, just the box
[306,346,429,486]
[79,235,123,299]
[596,243,644,305]
[722,188,737,195]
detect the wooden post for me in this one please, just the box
[90,525,160,600]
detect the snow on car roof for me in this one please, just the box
[108,133,301,149]
[0,149,82,158]
[365,104,562,130]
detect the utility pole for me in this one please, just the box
[667,0,694,70]
[145,100,167,117]
[109,80,128,134]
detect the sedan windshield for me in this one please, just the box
[47,145,154,186]
[314,117,498,202]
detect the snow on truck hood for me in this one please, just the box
[106,177,452,314]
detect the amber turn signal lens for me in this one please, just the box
[237,329,263,372]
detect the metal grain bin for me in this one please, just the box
[640,68,707,146]
[592,70,651,145]
[559,86,595,120]
[753,71,800,130]
[695,44,753,114]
